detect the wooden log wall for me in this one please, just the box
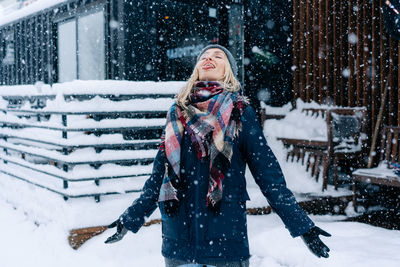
[293,0,400,136]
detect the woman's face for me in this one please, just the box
[196,48,227,81]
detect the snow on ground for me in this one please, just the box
[2,198,400,267]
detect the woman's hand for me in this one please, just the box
[104,218,128,244]
[301,226,331,258]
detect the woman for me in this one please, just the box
[105,44,331,266]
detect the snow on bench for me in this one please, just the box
[352,126,400,211]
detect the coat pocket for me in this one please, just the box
[161,206,189,241]
[206,199,248,242]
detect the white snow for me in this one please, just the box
[0,154,154,180]
[0,127,161,146]
[0,80,185,96]
[0,138,158,163]
[260,101,292,116]
[43,96,175,112]
[0,113,167,129]
[0,84,399,266]
[0,0,68,27]
[52,80,185,95]
[353,162,400,179]
[1,197,400,267]
[265,108,327,141]
[263,99,328,141]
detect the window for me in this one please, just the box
[58,20,77,82]
[57,10,105,82]
[1,31,15,66]
[77,11,105,80]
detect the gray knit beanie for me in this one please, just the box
[196,44,238,77]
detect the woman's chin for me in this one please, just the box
[199,77,222,81]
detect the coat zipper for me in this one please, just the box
[193,159,201,261]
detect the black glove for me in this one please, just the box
[104,218,128,244]
[301,226,331,258]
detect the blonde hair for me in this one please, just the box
[176,57,241,108]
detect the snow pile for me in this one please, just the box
[0,0,68,27]
[2,199,400,267]
[263,99,328,141]
[262,99,368,142]
[0,82,54,96]
[0,80,185,96]
[353,161,400,179]
[43,96,175,112]
[52,80,184,95]
[260,101,292,116]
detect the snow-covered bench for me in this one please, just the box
[352,126,400,211]
[0,81,182,202]
[278,107,367,190]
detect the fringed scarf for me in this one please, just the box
[158,81,247,214]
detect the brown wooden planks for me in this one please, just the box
[306,0,312,102]
[293,0,399,152]
[318,0,325,104]
[293,0,300,104]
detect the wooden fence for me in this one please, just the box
[293,0,400,138]
[0,81,182,202]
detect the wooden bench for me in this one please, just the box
[278,107,367,190]
[352,126,400,211]
[260,104,287,122]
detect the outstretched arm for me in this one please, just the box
[105,149,166,243]
[120,149,166,232]
[240,106,314,237]
[240,106,330,257]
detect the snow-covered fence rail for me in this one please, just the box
[0,81,183,202]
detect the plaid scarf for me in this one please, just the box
[158,81,247,213]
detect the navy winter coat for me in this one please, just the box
[120,106,314,262]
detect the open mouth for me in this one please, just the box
[202,63,215,70]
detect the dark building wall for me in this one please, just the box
[123,0,232,81]
[122,0,158,81]
[0,0,117,85]
[244,0,293,107]
[0,11,55,85]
